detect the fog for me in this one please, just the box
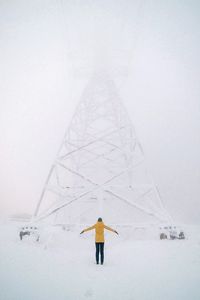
[0,0,200,224]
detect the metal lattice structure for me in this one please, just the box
[34,74,172,225]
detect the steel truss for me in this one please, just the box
[34,74,172,225]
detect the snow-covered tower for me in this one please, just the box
[34,74,171,225]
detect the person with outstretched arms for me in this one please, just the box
[80,217,118,265]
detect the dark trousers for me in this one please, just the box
[95,242,104,264]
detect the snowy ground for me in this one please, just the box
[0,221,200,300]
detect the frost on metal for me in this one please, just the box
[35,74,171,225]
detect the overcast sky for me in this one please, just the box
[0,0,200,224]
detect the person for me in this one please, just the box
[80,217,118,265]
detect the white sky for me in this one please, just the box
[0,0,200,224]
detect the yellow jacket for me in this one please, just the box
[83,221,116,242]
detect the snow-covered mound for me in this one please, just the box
[0,221,200,300]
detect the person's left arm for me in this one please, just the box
[80,224,95,234]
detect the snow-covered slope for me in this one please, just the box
[0,222,200,300]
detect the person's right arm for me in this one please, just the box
[104,225,118,234]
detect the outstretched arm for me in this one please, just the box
[104,225,118,235]
[80,224,95,234]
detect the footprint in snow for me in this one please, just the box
[84,289,93,298]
